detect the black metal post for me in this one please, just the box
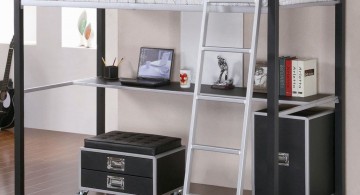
[267,1,280,195]
[14,0,25,194]
[97,9,106,135]
[335,1,346,195]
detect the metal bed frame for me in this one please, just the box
[13,0,345,194]
[20,0,340,12]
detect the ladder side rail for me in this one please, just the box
[236,0,262,195]
[183,1,211,194]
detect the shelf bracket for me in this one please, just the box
[279,95,338,116]
[24,81,74,93]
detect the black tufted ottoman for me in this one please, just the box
[79,131,185,195]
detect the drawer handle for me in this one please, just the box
[278,153,289,166]
[107,175,125,190]
[107,157,125,171]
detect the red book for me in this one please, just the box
[285,57,296,97]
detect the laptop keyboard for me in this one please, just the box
[136,80,159,84]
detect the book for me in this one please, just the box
[292,60,298,97]
[279,56,287,96]
[297,59,317,97]
[285,57,296,97]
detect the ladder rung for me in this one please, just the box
[202,46,251,54]
[207,0,254,4]
[197,94,246,104]
[192,144,241,155]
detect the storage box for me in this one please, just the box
[254,107,334,195]
[80,131,185,195]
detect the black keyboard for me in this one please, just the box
[120,78,169,87]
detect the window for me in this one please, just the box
[0,1,37,44]
[61,8,97,48]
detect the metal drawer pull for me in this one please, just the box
[107,175,125,190]
[278,153,289,166]
[107,157,125,171]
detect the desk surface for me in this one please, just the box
[73,77,333,106]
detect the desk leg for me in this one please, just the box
[97,9,106,135]
[14,0,25,194]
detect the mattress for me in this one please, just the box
[26,0,337,6]
[142,0,336,6]
[21,0,339,11]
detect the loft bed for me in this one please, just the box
[21,0,340,11]
[13,0,345,195]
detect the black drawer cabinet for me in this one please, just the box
[254,108,335,195]
[79,131,186,195]
[80,147,185,195]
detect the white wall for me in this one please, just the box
[343,2,360,195]
[181,12,244,86]
[0,7,118,134]
[0,3,36,44]
[117,10,181,81]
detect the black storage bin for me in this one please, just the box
[80,131,185,195]
[254,107,334,195]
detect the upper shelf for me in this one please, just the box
[22,0,340,12]
[73,77,335,105]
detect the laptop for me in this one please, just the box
[120,47,174,87]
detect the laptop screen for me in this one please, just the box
[138,47,174,80]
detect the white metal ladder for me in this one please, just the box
[183,0,262,195]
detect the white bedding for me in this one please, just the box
[33,0,337,6]
[142,0,336,6]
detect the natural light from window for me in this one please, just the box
[62,8,97,49]
[0,1,36,44]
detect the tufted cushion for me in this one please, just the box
[84,131,182,156]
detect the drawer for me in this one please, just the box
[82,169,153,195]
[81,151,153,178]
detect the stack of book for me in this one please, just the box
[279,57,318,97]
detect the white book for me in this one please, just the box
[292,59,298,97]
[297,59,317,97]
